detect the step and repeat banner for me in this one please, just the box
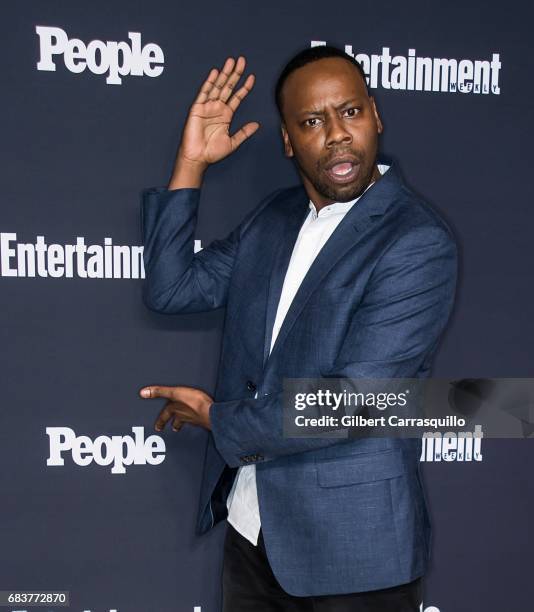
[1,1,532,611]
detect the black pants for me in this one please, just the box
[222,523,423,612]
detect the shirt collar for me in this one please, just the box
[308,163,390,220]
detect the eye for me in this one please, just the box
[343,107,360,117]
[304,117,322,127]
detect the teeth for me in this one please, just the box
[331,162,353,176]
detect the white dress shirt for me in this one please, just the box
[226,164,390,545]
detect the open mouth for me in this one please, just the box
[325,160,361,184]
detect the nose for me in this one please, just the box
[325,116,352,148]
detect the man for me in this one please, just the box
[139,45,458,611]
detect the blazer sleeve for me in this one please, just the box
[209,225,459,467]
[141,187,280,314]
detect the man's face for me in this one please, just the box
[279,57,383,207]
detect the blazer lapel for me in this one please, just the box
[262,190,310,367]
[263,160,404,369]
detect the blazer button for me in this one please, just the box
[246,380,256,391]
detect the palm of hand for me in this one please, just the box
[183,100,236,164]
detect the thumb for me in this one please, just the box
[230,121,260,152]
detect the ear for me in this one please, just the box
[369,96,383,134]
[281,122,294,158]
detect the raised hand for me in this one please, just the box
[169,56,259,188]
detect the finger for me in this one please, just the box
[227,74,256,112]
[193,67,220,104]
[219,56,246,103]
[154,403,174,432]
[140,385,177,400]
[172,415,184,432]
[207,57,236,101]
[230,121,260,152]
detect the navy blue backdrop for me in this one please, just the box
[1,1,533,611]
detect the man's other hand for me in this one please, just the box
[139,384,214,432]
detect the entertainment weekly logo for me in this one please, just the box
[0,233,202,279]
[311,40,502,95]
[420,425,484,462]
[36,26,164,85]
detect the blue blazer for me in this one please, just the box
[141,158,458,597]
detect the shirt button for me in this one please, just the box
[246,380,256,391]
